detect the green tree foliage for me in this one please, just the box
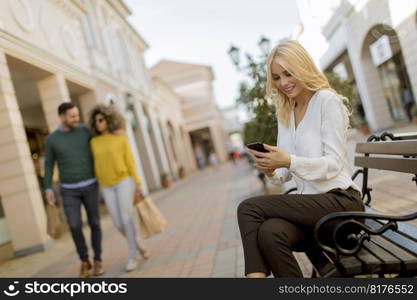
[237,54,277,146]
[325,72,361,128]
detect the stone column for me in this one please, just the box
[133,101,161,191]
[125,122,150,196]
[173,124,189,172]
[160,120,178,180]
[182,128,197,171]
[209,124,228,163]
[0,50,52,256]
[37,73,71,131]
[148,108,173,179]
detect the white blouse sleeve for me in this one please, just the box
[266,122,293,185]
[266,168,293,185]
[288,95,347,181]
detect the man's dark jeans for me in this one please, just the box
[61,182,102,262]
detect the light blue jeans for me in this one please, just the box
[102,177,138,259]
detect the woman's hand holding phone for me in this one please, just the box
[247,143,291,172]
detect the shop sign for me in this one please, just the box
[370,35,393,67]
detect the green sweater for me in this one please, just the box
[43,124,95,190]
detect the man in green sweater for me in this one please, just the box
[44,102,104,278]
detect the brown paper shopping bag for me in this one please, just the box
[46,203,62,239]
[136,196,167,239]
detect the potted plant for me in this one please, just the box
[161,173,171,189]
[352,114,370,135]
[358,118,370,135]
[178,166,186,179]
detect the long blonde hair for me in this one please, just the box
[266,40,351,128]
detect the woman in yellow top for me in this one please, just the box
[89,104,150,272]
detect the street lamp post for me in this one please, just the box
[227,36,271,70]
[228,45,240,68]
[258,36,271,56]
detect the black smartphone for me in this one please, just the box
[246,142,269,153]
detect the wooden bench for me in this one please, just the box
[313,132,417,277]
[284,131,417,277]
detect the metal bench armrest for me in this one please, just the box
[313,210,417,260]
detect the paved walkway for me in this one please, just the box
[0,161,287,278]
[1,125,416,278]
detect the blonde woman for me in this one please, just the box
[89,105,150,272]
[237,40,364,278]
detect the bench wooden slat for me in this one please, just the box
[355,156,417,173]
[366,207,417,244]
[366,219,417,255]
[390,132,417,140]
[354,247,383,274]
[369,236,417,271]
[362,240,402,273]
[356,140,417,156]
[321,239,417,277]
[329,256,363,277]
[312,135,417,277]
[376,230,417,257]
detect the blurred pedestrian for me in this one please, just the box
[89,105,150,273]
[194,144,205,169]
[227,142,236,164]
[208,151,219,168]
[233,149,241,160]
[44,102,104,278]
[402,86,415,122]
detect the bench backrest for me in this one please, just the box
[354,135,417,257]
[354,140,417,174]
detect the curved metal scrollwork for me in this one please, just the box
[380,131,395,141]
[367,134,380,142]
[332,219,398,257]
[367,131,395,142]
[314,211,416,260]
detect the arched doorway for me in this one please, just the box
[156,118,175,180]
[189,127,214,169]
[361,24,414,123]
[143,105,165,176]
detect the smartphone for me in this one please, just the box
[246,142,269,153]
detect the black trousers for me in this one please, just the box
[61,182,102,262]
[237,187,364,277]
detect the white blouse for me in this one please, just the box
[267,89,361,195]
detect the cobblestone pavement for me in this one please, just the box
[0,161,278,278]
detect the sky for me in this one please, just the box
[125,0,302,111]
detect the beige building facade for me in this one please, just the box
[151,60,228,168]
[0,0,200,259]
[318,0,417,131]
[152,77,197,178]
